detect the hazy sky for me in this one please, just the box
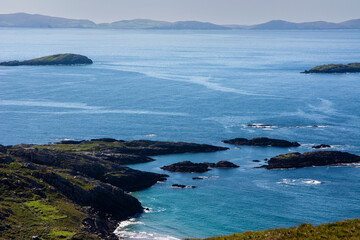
[0,0,359,25]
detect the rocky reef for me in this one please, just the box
[0,53,93,66]
[265,151,360,169]
[0,139,227,239]
[204,161,239,168]
[301,63,360,73]
[161,160,239,173]
[312,144,331,149]
[161,161,210,173]
[223,137,300,147]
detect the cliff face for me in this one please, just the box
[0,54,93,66]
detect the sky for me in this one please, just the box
[0,0,359,25]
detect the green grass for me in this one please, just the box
[48,230,76,239]
[189,219,360,240]
[24,200,67,221]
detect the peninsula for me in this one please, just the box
[0,54,93,66]
[0,139,227,239]
[301,63,360,73]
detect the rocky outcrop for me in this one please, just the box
[161,161,210,173]
[204,161,239,168]
[223,137,300,147]
[266,151,360,169]
[8,147,167,192]
[0,54,93,66]
[172,184,196,189]
[301,63,360,73]
[312,144,331,149]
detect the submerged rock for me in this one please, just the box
[0,53,93,66]
[204,161,239,168]
[161,161,210,173]
[172,184,196,189]
[266,151,360,169]
[223,137,300,147]
[312,144,331,149]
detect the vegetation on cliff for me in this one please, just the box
[190,219,360,240]
[0,139,227,239]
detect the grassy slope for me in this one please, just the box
[190,219,360,240]
[0,161,100,240]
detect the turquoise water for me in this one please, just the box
[0,28,360,239]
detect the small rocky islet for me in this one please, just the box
[223,137,300,147]
[301,63,360,73]
[0,53,93,66]
[265,151,360,169]
[161,160,239,173]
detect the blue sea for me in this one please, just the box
[0,28,360,239]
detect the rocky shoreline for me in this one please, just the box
[1,138,360,239]
[0,139,227,239]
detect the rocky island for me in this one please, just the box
[265,151,360,169]
[223,137,300,147]
[0,53,93,66]
[301,63,360,73]
[0,139,227,240]
[161,160,239,173]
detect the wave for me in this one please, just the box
[114,218,180,240]
[0,100,100,110]
[277,178,322,186]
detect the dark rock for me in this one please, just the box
[0,54,93,66]
[161,161,210,173]
[91,152,155,165]
[301,63,360,74]
[116,140,229,156]
[172,184,196,188]
[223,137,300,147]
[192,177,203,180]
[312,144,331,149]
[59,140,84,144]
[252,160,261,162]
[266,151,360,169]
[0,144,7,153]
[204,161,239,168]
[90,138,118,142]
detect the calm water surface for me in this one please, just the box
[0,28,359,239]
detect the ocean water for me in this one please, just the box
[0,28,359,239]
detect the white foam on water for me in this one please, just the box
[0,100,101,110]
[114,218,180,240]
[145,134,157,137]
[0,109,188,117]
[277,178,322,186]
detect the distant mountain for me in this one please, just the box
[0,13,96,28]
[98,19,171,29]
[0,13,359,30]
[152,21,229,30]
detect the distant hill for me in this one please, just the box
[0,13,359,30]
[0,13,96,28]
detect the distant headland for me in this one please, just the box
[0,54,93,66]
[302,63,360,73]
[1,13,360,30]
